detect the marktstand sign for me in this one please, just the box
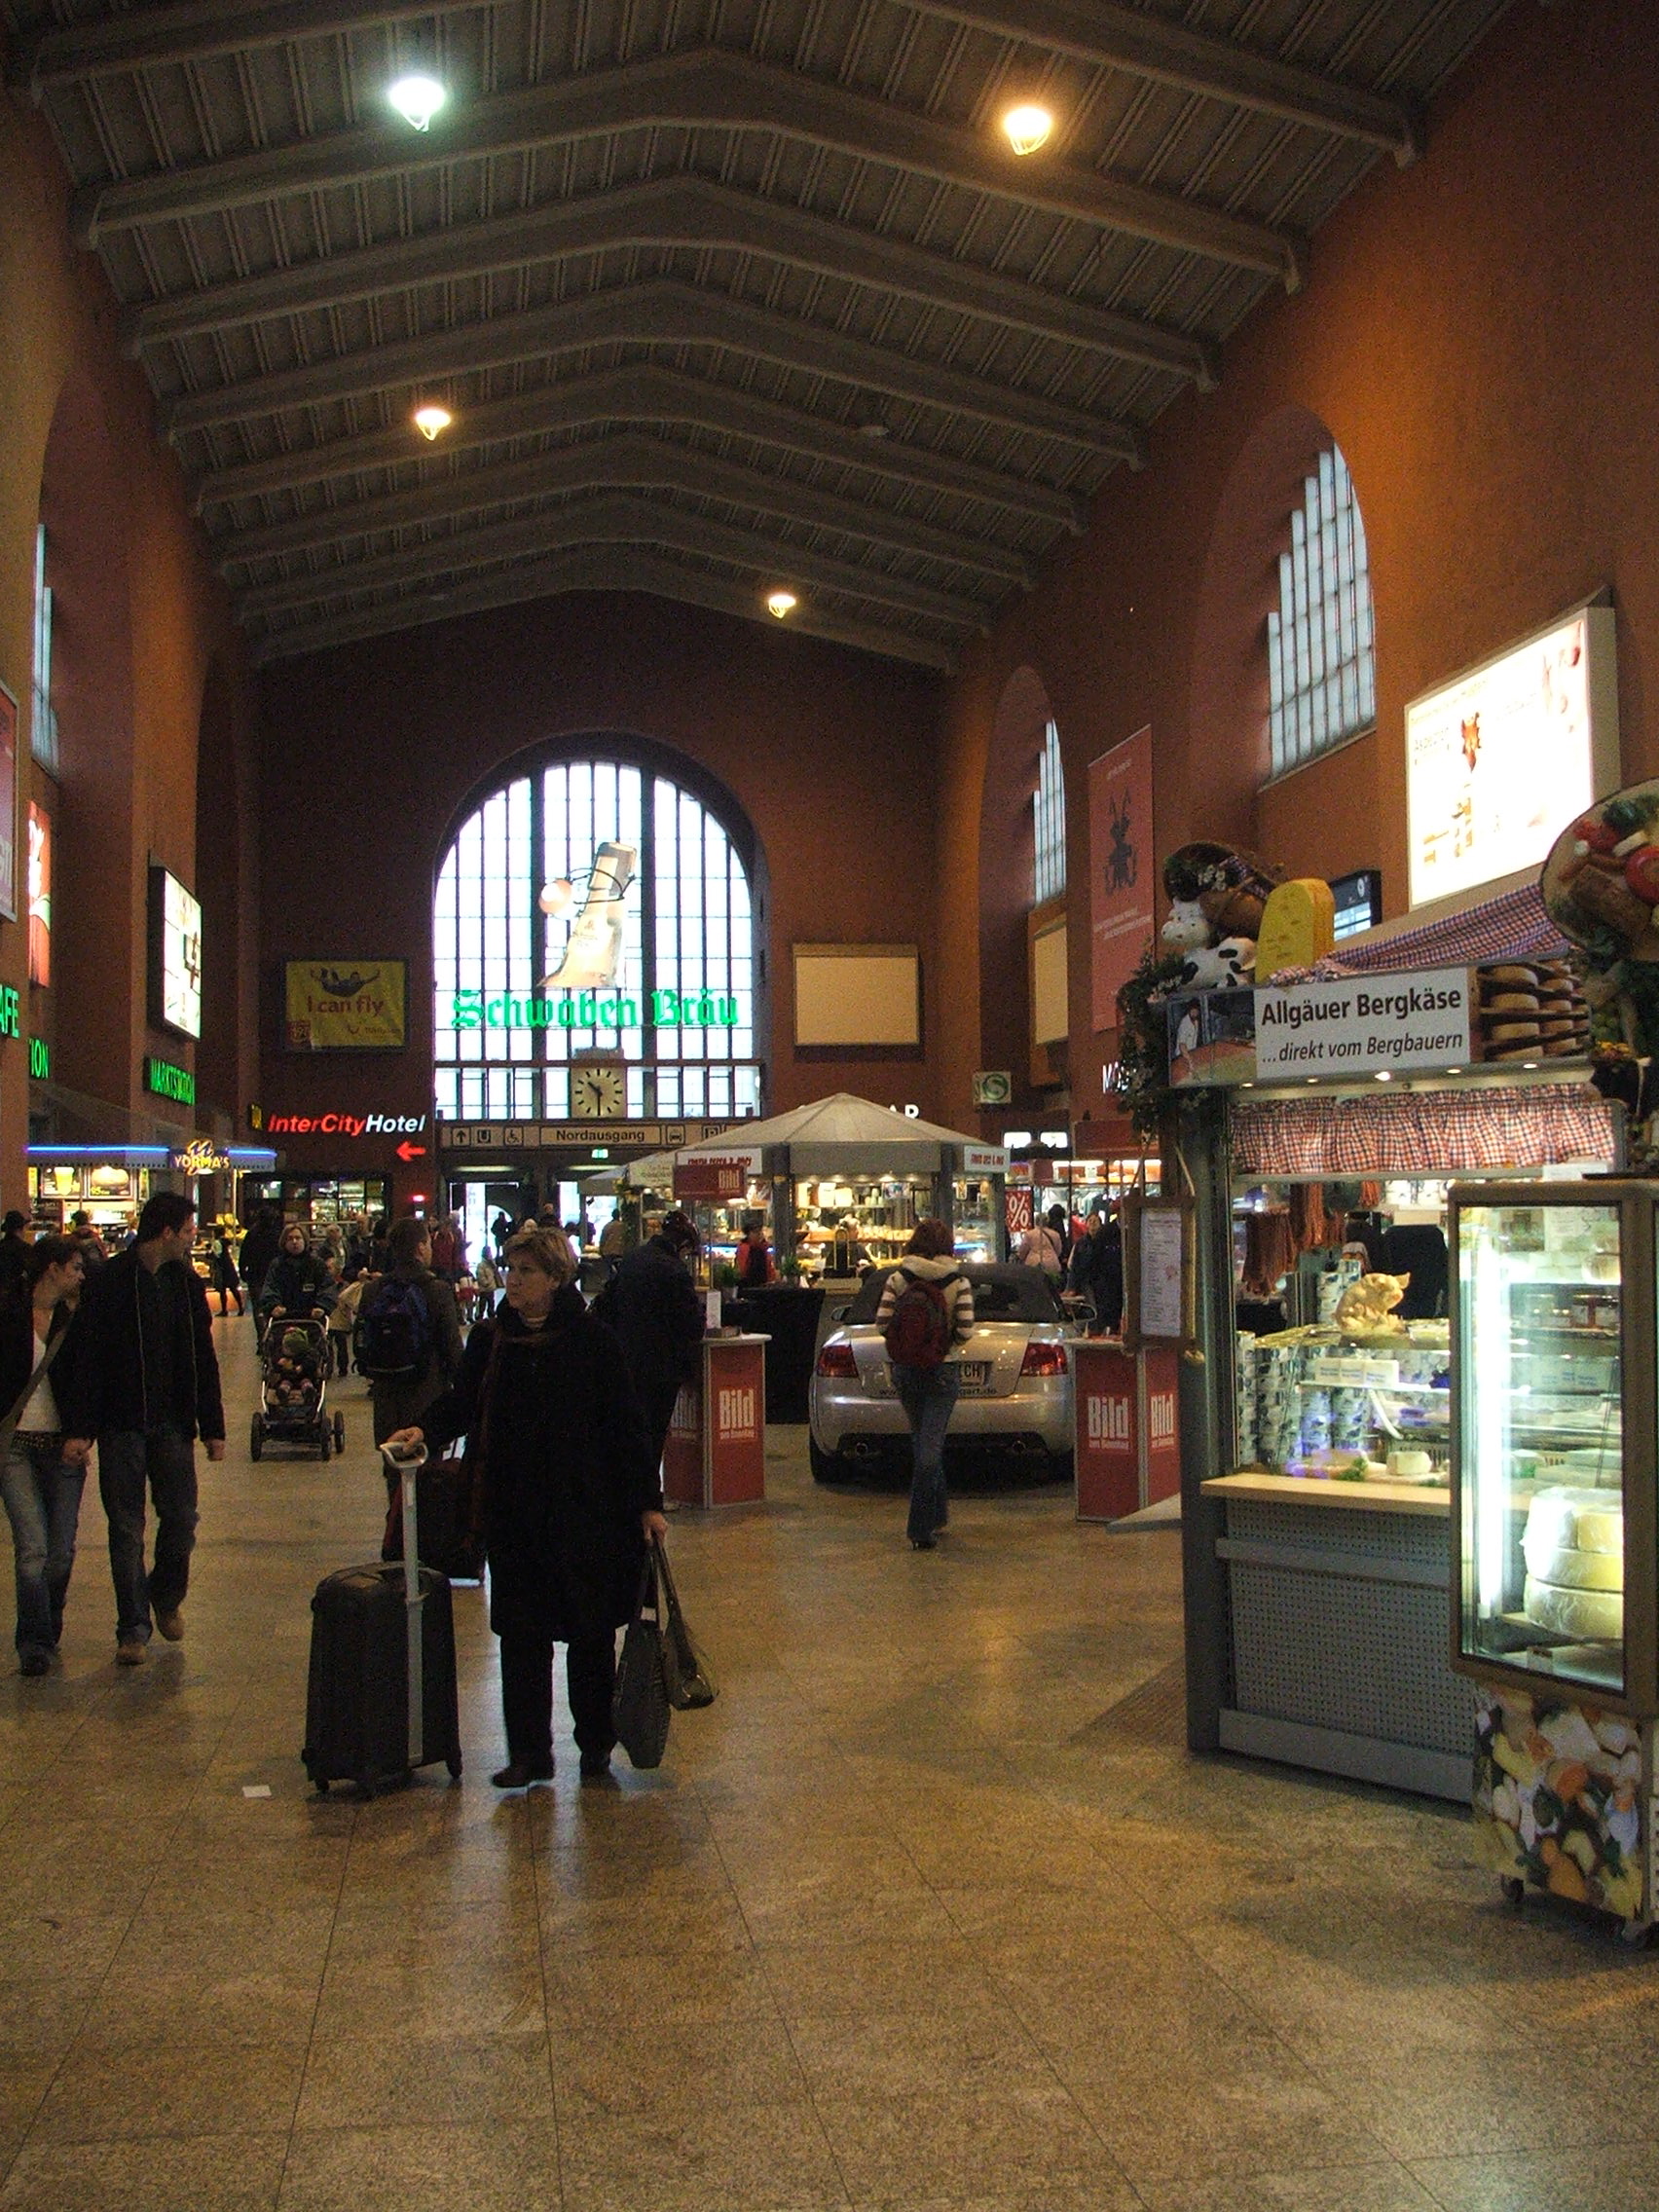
[1253,968,1472,1080]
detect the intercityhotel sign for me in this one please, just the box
[1253,969,1473,1080]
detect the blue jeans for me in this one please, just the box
[97,1425,199,1645]
[895,1364,960,1543]
[1,1438,86,1661]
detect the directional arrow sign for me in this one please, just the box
[395,1140,427,1162]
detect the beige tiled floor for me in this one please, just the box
[0,1317,1655,2208]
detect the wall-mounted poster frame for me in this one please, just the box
[0,681,17,924]
[1121,1188,1195,1352]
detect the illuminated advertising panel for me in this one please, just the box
[1406,602,1619,910]
[149,866,203,1039]
[27,804,50,988]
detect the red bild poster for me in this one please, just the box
[1088,727,1154,1032]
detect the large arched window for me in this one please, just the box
[1032,719,1067,907]
[434,756,759,1124]
[1266,445,1376,777]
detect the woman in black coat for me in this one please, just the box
[390,1224,664,1788]
[0,1236,91,1675]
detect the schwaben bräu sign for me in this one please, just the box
[1254,968,1472,1080]
[447,987,737,1032]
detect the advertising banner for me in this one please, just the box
[26,804,50,988]
[1088,728,1155,1032]
[286,960,408,1051]
[0,682,17,924]
[1406,606,1614,909]
[1253,967,1472,1081]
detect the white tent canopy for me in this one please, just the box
[672,1092,1000,1178]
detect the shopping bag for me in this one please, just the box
[611,1554,672,1769]
[653,1535,718,1711]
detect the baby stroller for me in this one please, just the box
[251,1316,346,1460]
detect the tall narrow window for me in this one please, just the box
[1032,719,1067,905]
[1266,447,1376,778]
[30,527,59,774]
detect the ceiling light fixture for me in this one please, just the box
[387,73,447,130]
[1001,103,1053,157]
[765,589,797,619]
[413,404,453,440]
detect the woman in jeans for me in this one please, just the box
[0,1236,90,1676]
[875,1220,976,1550]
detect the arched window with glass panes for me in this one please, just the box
[433,757,760,1125]
[1266,446,1376,778]
[1032,719,1067,905]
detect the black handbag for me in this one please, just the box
[654,1535,718,1712]
[611,1552,672,1769]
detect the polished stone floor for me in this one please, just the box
[0,1317,1654,2210]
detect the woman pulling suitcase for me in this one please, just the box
[387,1224,665,1788]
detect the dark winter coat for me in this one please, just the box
[592,1234,704,1409]
[238,1220,281,1304]
[257,1249,335,1320]
[61,1248,226,1442]
[1068,1219,1124,1334]
[417,1288,659,1643]
[0,1293,85,1429]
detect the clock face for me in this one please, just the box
[571,1065,627,1118]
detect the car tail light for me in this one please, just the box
[816,1343,860,1379]
[1020,1341,1068,1378]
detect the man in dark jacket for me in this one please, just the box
[1068,1204,1124,1335]
[237,1208,281,1326]
[0,1212,31,1301]
[594,1209,705,1478]
[63,1192,226,1665]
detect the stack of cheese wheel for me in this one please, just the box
[1522,1486,1624,1642]
[1476,960,1590,1062]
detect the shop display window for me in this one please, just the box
[1456,1197,1625,1696]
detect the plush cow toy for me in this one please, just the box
[1158,842,1280,993]
[1178,936,1256,991]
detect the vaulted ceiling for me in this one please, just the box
[7,0,1513,671]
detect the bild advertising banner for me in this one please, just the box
[1088,727,1155,1032]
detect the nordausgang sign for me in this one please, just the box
[447,987,737,1031]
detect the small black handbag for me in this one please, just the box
[611,1551,672,1769]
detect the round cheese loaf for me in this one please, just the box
[1483,992,1540,1013]
[1524,1488,1623,1554]
[1523,1575,1623,1642]
[1485,965,1540,986]
[1520,1540,1624,1593]
[1489,1021,1542,1042]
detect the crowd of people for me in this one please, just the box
[0,1185,1124,1779]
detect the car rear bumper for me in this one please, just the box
[810,1379,1072,1457]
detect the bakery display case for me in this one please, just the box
[1451,1180,1659,1936]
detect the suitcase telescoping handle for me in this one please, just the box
[380,1442,428,1768]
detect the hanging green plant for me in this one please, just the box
[1113,943,1186,1138]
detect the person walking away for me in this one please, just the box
[324,1262,365,1376]
[238,1209,282,1325]
[208,1221,243,1315]
[427,1213,461,1283]
[0,1212,33,1303]
[876,1220,976,1550]
[0,1236,90,1675]
[62,1193,225,1664]
[388,1226,662,1788]
[597,1212,629,1262]
[67,1211,107,1273]
[1014,1205,1068,1281]
[256,1223,335,1328]
[735,1221,777,1288]
[592,1210,704,1481]
[361,1218,464,1553]
[1067,1204,1124,1335]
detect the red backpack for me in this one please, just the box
[882,1269,958,1370]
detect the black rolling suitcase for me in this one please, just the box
[303,1447,462,1794]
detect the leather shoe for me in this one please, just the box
[115,1640,147,1666]
[155,1608,185,1641]
[578,1753,612,1782]
[491,1761,553,1789]
[18,1653,49,1677]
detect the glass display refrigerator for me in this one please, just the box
[1451,1180,1656,1938]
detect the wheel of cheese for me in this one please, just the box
[1484,964,1540,986]
[1523,1575,1624,1642]
[1483,991,1540,1013]
[1489,1020,1542,1042]
[1520,1538,1624,1593]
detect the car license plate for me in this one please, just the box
[955,1360,992,1393]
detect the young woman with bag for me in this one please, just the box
[874,1220,976,1550]
[0,1237,91,1676]
[387,1225,665,1788]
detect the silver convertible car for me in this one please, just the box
[809,1263,1081,1486]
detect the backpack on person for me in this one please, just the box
[882,1269,957,1370]
[358,1276,432,1380]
